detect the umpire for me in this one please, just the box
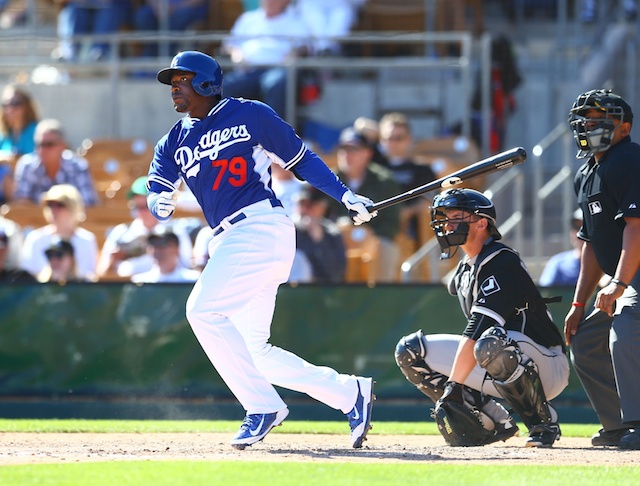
[566,89,640,450]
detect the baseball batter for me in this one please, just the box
[145,51,375,450]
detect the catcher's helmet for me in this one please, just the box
[430,188,501,259]
[568,89,633,159]
[157,51,223,97]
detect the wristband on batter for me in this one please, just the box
[571,301,586,307]
[611,278,629,289]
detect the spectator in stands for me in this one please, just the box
[38,238,88,283]
[0,85,39,158]
[54,0,132,62]
[96,176,193,279]
[0,85,40,204]
[325,127,401,282]
[222,0,314,119]
[0,212,23,270]
[471,34,522,154]
[130,227,201,283]
[0,228,35,283]
[296,0,364,55]
[132,0,208,57]
[539,209,584,287]
[21,184,98,281]
[353,116,388,166]
[378,112,436,243]
[13,118,98,207]
[294,184,346,283]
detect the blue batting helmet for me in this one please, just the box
[157,51,223,97]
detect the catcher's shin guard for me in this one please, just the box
[395,330,447,402]
[474,327,555,430]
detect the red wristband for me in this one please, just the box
[571,302,586,307]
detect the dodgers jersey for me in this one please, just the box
[147,97,348,229]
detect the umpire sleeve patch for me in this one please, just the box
[480,276,500,296]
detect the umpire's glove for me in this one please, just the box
[342,189,378,225]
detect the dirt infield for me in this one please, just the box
[1,432,638,466]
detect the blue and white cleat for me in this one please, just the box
[347,377,374,448]
[230,408,289,450]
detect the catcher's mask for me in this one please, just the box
[430,188,501,259]
[568,89,633,159]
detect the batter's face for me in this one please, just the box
[169,72,209,117]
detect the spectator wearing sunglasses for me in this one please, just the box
[38,239,87,283]
[20,184,98,281]
[13,118,98,207]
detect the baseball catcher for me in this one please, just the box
[395,188,570,447]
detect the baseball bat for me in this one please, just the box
[369,146,527,212]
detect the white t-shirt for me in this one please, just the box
[131,265,201,284]
[21,225,98,280]
[225,6,313,65]
[98,218,194,277]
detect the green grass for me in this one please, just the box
[2,463,639,486]
[0,420,635,486]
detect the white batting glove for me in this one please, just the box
[341,189,377,226]
[156,191,177,219]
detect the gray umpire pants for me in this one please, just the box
[570,271,640,431]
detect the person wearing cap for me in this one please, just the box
[12,119,97,207]
[96,176,193,280]
[20,184,98,281]
[293,184,346,283]
[325,126,402,282]
[565,89,640,449]
[38,239,85,283]
[0,229,35,283]
[539,209,584,287]
[131,228,201,284]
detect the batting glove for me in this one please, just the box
[153,191,177,220]
[342,189,377,226]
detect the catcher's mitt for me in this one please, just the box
[432,399,496,447]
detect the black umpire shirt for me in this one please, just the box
[448,239,565,350]
[574,136,640,276]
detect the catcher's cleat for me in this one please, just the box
[230,408,289,450]
[348,377,374,448]
[525,423,561,448]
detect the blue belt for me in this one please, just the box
[213,198,282,237]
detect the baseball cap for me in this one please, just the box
[44,239,74,259]
[147,227,179,247]
[297,184,327,204]
[339,127,371,149]
[41,184,81,210]
[127,176,149,199]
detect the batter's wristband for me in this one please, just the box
[611,278,629,289]
[571,301,586,307]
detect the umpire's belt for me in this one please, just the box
[212,198,283,237]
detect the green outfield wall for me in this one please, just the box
[0,283,594,421]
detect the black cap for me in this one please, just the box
[339,127,371,149]
[147,227,179,246]
[297,185,327,203]
[44,239,74,258]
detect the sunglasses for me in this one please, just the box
[46,201,67,209]
[37,140,60,149]
[2,99,25,108]
[46,250,67,260]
